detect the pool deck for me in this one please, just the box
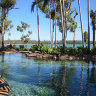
[0,76,11,96]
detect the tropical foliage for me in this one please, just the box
[90,10,96,47]
[0,0,16,50]
[17,21,32,43]
[0,0,95,55]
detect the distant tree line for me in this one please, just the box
[4,40,93,45]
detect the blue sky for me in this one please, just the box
[5,0,96,41]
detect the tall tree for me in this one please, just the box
[78,0,84,47]
[32,0,75,51]
[60,0,65,53]
[31,0,40,45]
[51,10,55,48]
[88,0,90,51]
[17,21,32,43]
[0,0,16,50]
[54,0,57,48]
[36,0,40,45]
[49,0,53,48]
[17,21,30,36]
[0,19,13,46]
[60,0,64,42]
[32,0,58,48]
[59,0,75,53]
[90,10,96,47]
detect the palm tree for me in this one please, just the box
[60,0,64,42]
[51,10,55,48]
[31,0,40,45]
[49,0,53,48]
[73,24,77,48]
[41,0,56,48]
[60,0,74,53]
[62,0,66,53]
[78,0,84,47]
[90,10,96,47]
[55,0,57,48]
[32,0,56,47]
[60,0,65,53]
[88,0,90,51]
[0,0,16,50]
[36,0,40,45]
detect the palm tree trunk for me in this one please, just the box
[1,9,9,50]
[55,19,57,48]
[60,0,64,48]
[1,18,5,50]
[93,26,95,47]
[36,0,40,45]
[73,31,76,47]
[49,1,53,48]
[65,11,67,47]
[52,20,54,48]
[88,0,90,51]
[62,0,66,53]
[55,0,57,48]
[78,0,84,47]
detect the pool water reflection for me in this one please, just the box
[0,54,96,96]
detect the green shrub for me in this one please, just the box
[77,49,83,55]
[65,47,77,55]
[57,46,63,52]
[11,49,16,51]
[91,47,96,55]
[34,51,41,53]
[29,45,43,53]
[23,47,29,51]
[28,45,90,55]
[4,47,10,51]
[41,46,48,54]
[77,47,89,55]
[37,45,43,51]
[29,45,38,52]
[52,49,58,54]
[48,47,53,54]
[15,48,19,51]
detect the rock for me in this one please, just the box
[26,53,37,57]
[53,55,57,60]
[19,51,32,53]
[69,57,73,60]
[36,54,43,59]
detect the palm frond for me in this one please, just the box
[31,1,36,12]
[43,0,50,8]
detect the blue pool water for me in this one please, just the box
[0,54,96,96]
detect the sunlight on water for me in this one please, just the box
[0,54,96,96]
